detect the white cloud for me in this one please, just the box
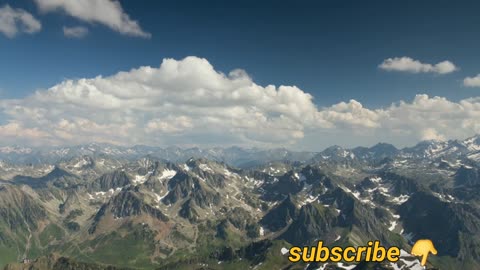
[420,128,445,141]
[63,25,89,38]
[464,74,480,87]
[34,0,150,38]
[0,57,317,147]
[323,94,480,145]
[379,57,457,74]
[0,4,42,38]
[0,56,479,149]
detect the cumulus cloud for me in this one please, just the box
[63,25,89,38]
[0,57,318,147]
[0,56,479,149]
[379,57,457,74]
[0,4,42,38]
[420,128,446,141]
[34,0,150,38]
[464,74,480,87]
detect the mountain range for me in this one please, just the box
[0,135,480,269]
[1,134,479,167]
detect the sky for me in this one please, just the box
[1,0,480,150]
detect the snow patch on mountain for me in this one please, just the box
[390,194,410,205]
[159,169,177,180]
[389,250,424,270]
[337,262,356,270]
[133,174,149,184]
[74,158,91,168]
[388,220,398,231]
[199,163,214,172]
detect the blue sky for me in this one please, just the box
[0,0,480,149]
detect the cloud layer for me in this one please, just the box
[0,56,479,149]
[0,4,41,38]
[63,25,89,38]
[34,0,150,38]
[379,57,457,74]
[464,74,480,87]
